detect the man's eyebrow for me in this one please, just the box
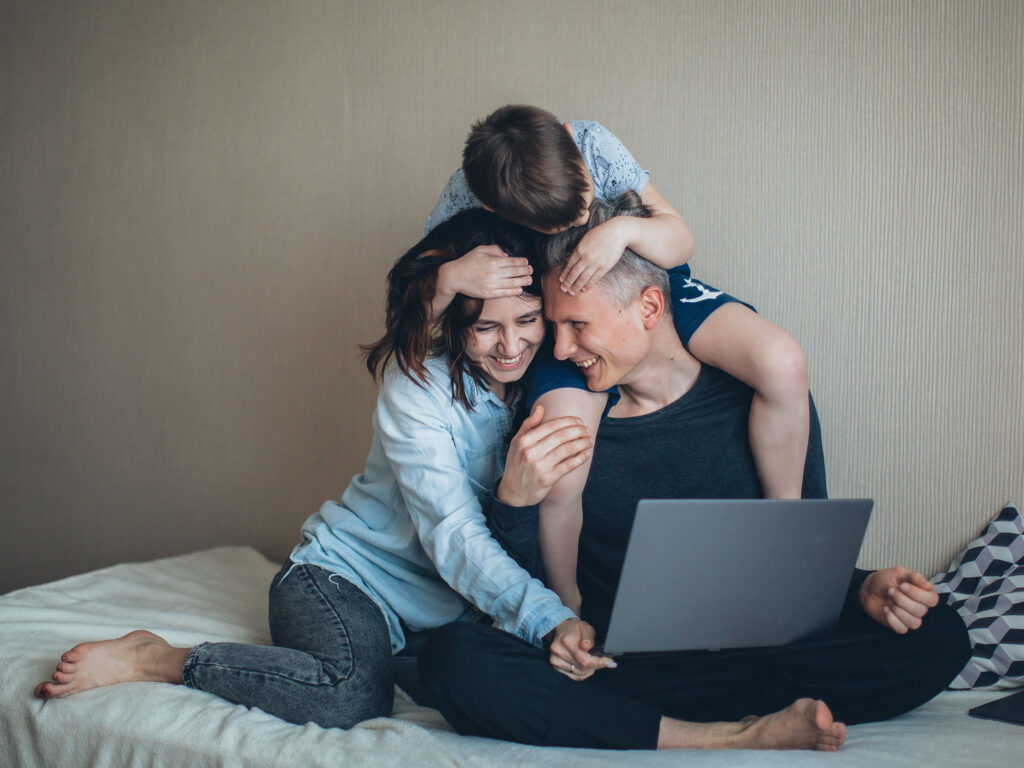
[545,310,584,323]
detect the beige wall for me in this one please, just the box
[2,0,1021,593]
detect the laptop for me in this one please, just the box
[602,499,873,655]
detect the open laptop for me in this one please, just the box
[602,499,873,655]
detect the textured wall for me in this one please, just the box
[2,1,1021,592]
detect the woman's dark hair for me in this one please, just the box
[362,209,542,407]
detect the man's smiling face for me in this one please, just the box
[541,273,648,392]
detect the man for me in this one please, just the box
[418,194,971,752]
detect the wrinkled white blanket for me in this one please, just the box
[2,547,1019,767]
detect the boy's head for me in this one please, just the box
[462,105,592,234]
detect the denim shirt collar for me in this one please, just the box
[465,372,518,414]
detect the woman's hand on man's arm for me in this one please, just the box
[497,404,593,508]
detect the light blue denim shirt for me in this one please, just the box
[289,355,574,653]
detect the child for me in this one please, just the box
[427,105,809,614]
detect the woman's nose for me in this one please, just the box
[499,327,520,354]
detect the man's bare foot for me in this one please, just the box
[34,630,189,699]
[737,698,846,751]
[658,698,846,751]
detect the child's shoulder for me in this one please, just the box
[566,120,612,151]
[569,120,650,199]
[426,168,479,233]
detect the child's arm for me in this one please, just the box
[534,386,606,614]
[430,245,533,320]
[687,303,810,499]
[559,183,695,295]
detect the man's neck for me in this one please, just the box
[608,326,701,418]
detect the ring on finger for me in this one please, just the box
[570,664,575,674]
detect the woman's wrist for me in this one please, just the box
[430,262,458,319]
[436,260,458,300]
[495,477,548,510]
[495,480,528,508]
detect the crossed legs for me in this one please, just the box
[418,592,969,751]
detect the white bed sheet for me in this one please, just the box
[1,546,1019,767]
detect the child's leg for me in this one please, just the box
[687,303,809,499]
[534,386,606,614]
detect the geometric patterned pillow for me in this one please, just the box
[931,503,1024,689]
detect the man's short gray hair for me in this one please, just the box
[538,191,671,311]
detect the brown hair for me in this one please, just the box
[462,105,590,232]
[362,209,542,408]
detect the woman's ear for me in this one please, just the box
[639,285,666,330]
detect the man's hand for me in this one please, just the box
[496,405,592,507]
[545,617,617,681]
[558,218,629,295]
[439,245,533,299]
[859,567,940,634]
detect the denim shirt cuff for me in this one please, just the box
[521,604,577,649]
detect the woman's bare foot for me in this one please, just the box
[736,698,846,751]
[34,630,189,699]
[658,698,846,751]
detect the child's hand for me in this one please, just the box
[559,218,628,295]
[440,245,533,299]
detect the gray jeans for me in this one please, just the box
[182,561,427,729]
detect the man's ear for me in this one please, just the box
[639,286,666,329]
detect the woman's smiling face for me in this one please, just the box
[464,294,545,395]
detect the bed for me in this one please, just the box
[2,545,1021,767]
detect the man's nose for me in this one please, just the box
[552,326,576,360]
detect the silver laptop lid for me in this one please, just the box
[602,499,873,655]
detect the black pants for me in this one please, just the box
[418,589,970,750]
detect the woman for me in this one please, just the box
[33,209,590,728]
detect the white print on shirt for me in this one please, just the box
[677,278,724,303]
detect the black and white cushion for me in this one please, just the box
[931,503,1024,689]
